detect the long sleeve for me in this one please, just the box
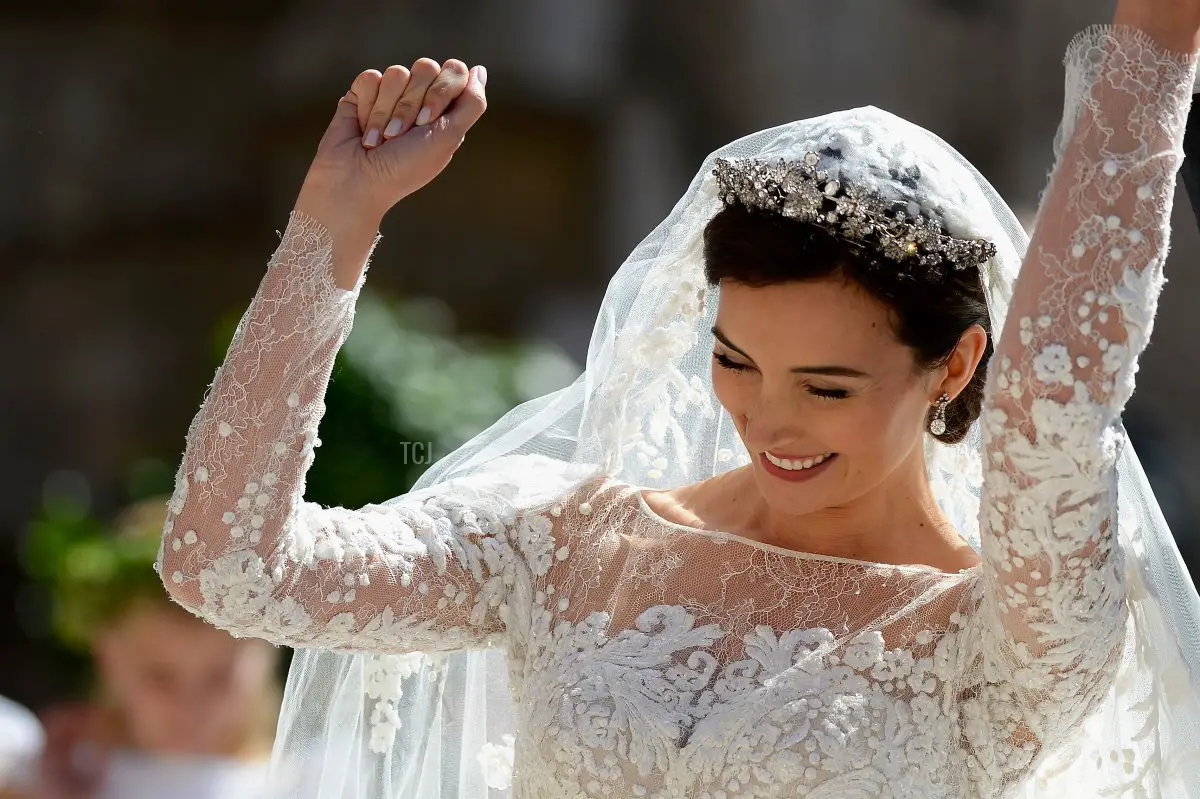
[962,25,1197,787]
[159,212,546,654]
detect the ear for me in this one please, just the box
[937,324,988,401]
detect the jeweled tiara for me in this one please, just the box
[713,153,996,277]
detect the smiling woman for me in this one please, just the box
[688,199,990,558]
[158,8,1200,797]
[705,201,993,446]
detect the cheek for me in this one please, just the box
[710,368,746,417]
[812,398,896,456]
[209,649,273,704]
[846,388,929,461]
[810,391,927,463]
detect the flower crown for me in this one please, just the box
[713,153,997,278]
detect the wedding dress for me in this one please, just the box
[158,24,1200,798]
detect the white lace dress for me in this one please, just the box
[159,26,1197,799]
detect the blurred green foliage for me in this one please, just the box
[23,492,166,652]
[306,291,577,507]
[22,287,577,651]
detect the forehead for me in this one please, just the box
[106,604,240,659]
[713,278,906,366]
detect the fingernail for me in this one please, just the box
[363,128,380,147]
[415,107,432,126]
[384,118,403,137]
[478,66,488,87]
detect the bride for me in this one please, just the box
[158,0,1200,796]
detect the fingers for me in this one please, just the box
[364,65,410,146]
[442,65,488,140]
[348,70,383,134]
[364,58,439,148]
[355,58,486,151]
[418,59,470,128]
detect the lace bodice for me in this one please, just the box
[160,25,1197,798]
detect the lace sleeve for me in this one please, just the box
[963,25,1197,785]
[158,212,543,654]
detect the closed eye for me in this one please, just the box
[713,351,752,372]
[806,386,850,400]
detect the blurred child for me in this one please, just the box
[17,497,281,799]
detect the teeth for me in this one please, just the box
[764,451,832,471]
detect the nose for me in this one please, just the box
[741,394,807,451]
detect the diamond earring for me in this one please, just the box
[929,392,951,436]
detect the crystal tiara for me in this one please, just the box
[712,153,997,277]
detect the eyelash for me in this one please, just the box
[712,352,850,400]
[807,386,850,400]
[712,351,750,372]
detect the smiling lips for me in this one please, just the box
[763,451,834,471]
[759,450,838,482]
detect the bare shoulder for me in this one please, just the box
[924,537,982,574]
[638,470,752,532]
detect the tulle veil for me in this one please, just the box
[261,103,1200,798]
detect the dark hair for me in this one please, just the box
[702,203,992,444]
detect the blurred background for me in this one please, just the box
[3,0,1200,791]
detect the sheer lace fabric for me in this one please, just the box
[160,25,1200,799]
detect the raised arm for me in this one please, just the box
[158,61,516,654]
[966,8,1199,785]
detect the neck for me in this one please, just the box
[737,443,951,562]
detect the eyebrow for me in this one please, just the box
[711,326,871,378]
